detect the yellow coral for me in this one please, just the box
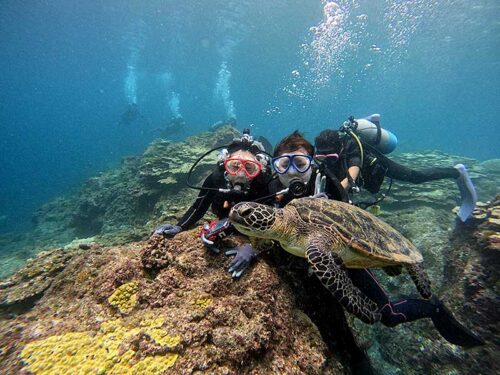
[147,329,181,347]
[21,319,180,375]
[193,297,212,309]
[108,282,138,314]
[130,355,179,373]
[139,317,165,329]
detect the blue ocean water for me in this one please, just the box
[0,0,499,234]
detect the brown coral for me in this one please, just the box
[0,230,345,374]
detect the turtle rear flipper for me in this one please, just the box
[306,242,381,324]
[406,263,432,299]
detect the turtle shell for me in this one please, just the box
[288,197,423,265]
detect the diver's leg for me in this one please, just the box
[348,268,483,346]
[384,157,459,183]
[384,157,477,221]
[348,268,435,326]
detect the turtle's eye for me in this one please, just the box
[239,207,252,217]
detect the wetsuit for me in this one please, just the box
[347,268,442,326]
[326,138,460,194]
[177,166,272,229]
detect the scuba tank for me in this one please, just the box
[354,114,398,154]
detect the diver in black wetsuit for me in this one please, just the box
[314,127,477,221]
[269,130,483,348]
[119,102,151,127]
[153,130,273,277]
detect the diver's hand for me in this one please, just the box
[225,243,256,278]
[312,192,328,199]
[153,223,182,237]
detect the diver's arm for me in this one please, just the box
[341,139,362,190]
[176,173,217,230]
[341,166,360,189]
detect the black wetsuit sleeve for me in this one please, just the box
[176,172,218,230]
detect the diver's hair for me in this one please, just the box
[314,129,342,153]
[273,130,314,157]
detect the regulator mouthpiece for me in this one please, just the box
[289,178,308,197]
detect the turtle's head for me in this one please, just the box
[229,202,281,239]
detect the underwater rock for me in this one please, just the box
[474,195,500,251]
[138,124,239,189]
[0,231,345,374]
[68,125,239,241]
[0,249,72,313]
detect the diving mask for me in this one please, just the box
[224,158,262,179]
[314,152,339,162]
[272,154,313,174]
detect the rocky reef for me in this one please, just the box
[352,196,500,375]
[0,126,499,373]
[0,125,239,278]
[0,232,345,374]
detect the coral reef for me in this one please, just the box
[353,195,500,375]
[0,130,499,373]
[0,231,345,374]
[108,282,139,314]
[21,318,180,374]
[0,126,239,279]
[0,249,72,313]
[67,125,239,239]
[139,124,237,188]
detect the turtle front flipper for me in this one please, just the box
[306,242,381,324]
[406,263,432,299]
[383,265,402,277]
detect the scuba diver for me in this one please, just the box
[314,114,477,222]
[154,116,186,139]
[119,102,149,127]
[153,129,273,278]
[266,130,483,347]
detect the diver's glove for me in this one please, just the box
[153,223,182,237]
[454,164,477,222]
[225,243,256,278]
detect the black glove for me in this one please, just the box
[225,243,256,278]
[153,223,182,237]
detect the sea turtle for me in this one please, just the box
[228,197,433,324]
